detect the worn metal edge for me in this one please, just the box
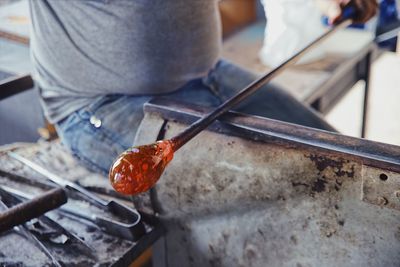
[144,98,400,173]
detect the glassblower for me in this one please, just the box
[109,19,353,196]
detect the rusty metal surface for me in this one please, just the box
[134,99,400,267]
[362,166,400,211]
[0,143,163,266]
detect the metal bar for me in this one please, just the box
[170,20,352,151]
[0,74,34,100]
[0,196,62,267]
[8,152,108,206]
[0,185,97,258]
[303,43,376,106]
[361,51,372,138]
[7,152,146,241]
[375,25,400,43]
[0,187,67,233]
[144,98,400,172]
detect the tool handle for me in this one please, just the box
[171,19,352,151]
[7,152,109,207]
[0,187,68,233]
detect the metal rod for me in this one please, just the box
[375,25,400,43]
[361,51,372,138]
[8,152,108,206]
[0,187,67,233]
[0,197,62,267]
[8,152,145,241]
[0,185,97,258]
[171,19,352,151]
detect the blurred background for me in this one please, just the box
[0,0,399,146]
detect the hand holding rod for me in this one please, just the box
[109,19,352,196]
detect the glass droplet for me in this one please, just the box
[109,140,174,195]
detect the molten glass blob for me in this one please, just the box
[109,140,174,195]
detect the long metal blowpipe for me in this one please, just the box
[109,19,353,196]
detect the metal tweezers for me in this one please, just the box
[8,152,146,241]
[0,185,97,257]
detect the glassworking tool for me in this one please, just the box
[0,187,67,233]
[8,151,146,241]
[107,19,353,196]
[0,185,97,259]
[0,191,63,267]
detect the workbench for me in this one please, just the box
[222,22,376,137]
[0,142,163,266]
[1,97,400,266]
[134,98,400,267]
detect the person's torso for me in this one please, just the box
[30,0,221,121]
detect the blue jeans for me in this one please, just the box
[56,60,334,175]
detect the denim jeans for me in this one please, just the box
[56,60,335,175]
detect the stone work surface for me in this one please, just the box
[134,110,400,267]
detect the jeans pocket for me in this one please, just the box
[57,95,150,174]
[83,95,150,146]
[61,115,127,175]
[57,112,125,175]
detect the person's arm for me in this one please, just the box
[332,0,378,24]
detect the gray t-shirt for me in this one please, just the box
[29,0,221,123]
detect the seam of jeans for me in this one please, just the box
[69,124,118,175]
[75,107,129,148]
[92,122,128,148]
[60,130,100,173]
[202,71,223,104]
[60,116,122,174]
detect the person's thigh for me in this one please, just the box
[56,80,220,174]
[57,95,152,174]
[204,60,336,132]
